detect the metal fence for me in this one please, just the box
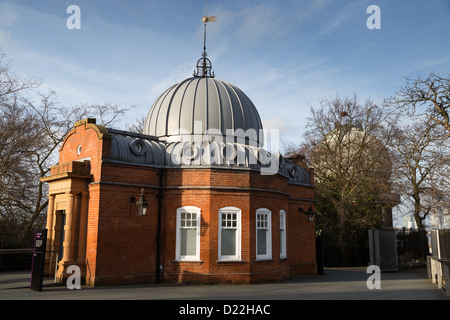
[320,243,369,267]
[318,228,432,268]
[0,248,33,271]
[396,228,429,264]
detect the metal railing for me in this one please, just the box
[0,248,33,271]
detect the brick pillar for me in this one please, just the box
[76,192,89,280]
[56,193,77,282]
[44,194,55,276]
[62,193,76,263]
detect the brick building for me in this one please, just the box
[41,45,316,286]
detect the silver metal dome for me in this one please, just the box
[143,77,263,146]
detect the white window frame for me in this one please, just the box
[176,206,201,261]
[256,208,272,261]
[279,210,287,259]
[218,207,241,261]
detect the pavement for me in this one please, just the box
[0,266,448,301]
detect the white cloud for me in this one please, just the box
[0,30,10,46]
[308,0,332,11]
[416,55,450,70]
[212,1,317,48]
[317,13,347,37]
[236,4,288,45]
[0,2,17,25]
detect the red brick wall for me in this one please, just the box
[59,119,108,182]
[85,183,99,285]
[287,182,317,275]
[159,168,316,284]
[84,162,162,285]
[50,121,316,285]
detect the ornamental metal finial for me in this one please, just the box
[194,0,216,78]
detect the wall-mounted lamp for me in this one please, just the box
[299,205,315,222]
[130,188,148,216]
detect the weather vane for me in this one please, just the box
[194,0,216,78]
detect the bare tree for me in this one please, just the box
[294,95,398,261]
[388,117,450,230]
[0,51,132,246]
[0,51,43,247]
[0,51,41,101]
[125,115,146,134]
[394,73,450,135]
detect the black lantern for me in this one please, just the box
[130,189,148,216]
[299,205,315,222]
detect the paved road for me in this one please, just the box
[0,267,448,301]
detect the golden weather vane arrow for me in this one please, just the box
[202,15,217,23]
[202,0,217,24]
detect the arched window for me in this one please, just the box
[256,208,272,261]
[279,210,287,259]
[218,207,241,261]
[176,206,201,261]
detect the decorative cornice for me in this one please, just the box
[73,118,112,140]
[60,118,112,152]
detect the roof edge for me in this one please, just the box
[59,118,112,152]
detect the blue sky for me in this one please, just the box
[1,0,449,148]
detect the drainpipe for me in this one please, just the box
[155,167,163,284]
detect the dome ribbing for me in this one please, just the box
[143,77,263,146]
